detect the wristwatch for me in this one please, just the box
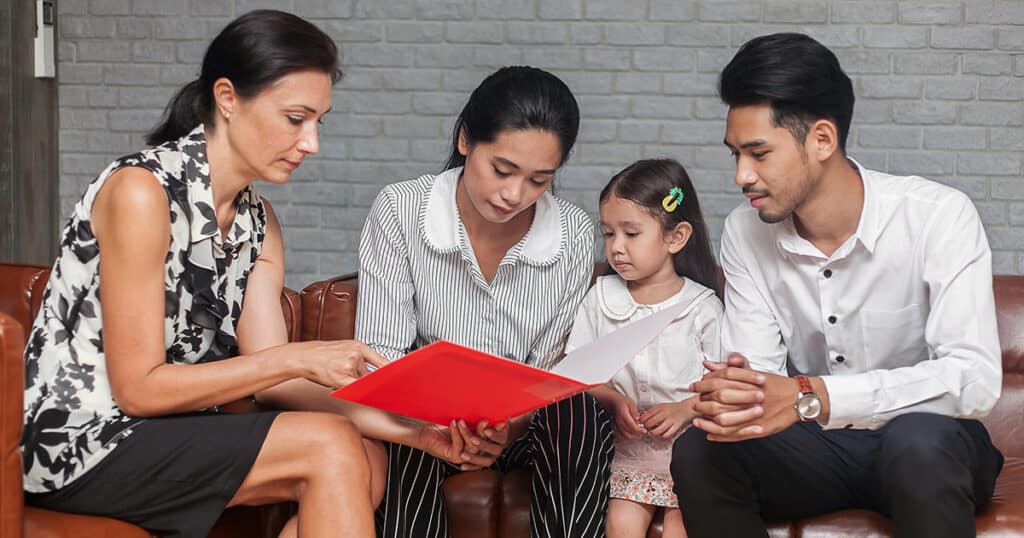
[794,375,822,422]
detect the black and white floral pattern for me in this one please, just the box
[22,125,267,493]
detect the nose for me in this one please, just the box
[735,156,757,189]
[608,233,625,254]
[297,123,320,155]
[500,178,524,207]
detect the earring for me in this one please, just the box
[224,112,231,120]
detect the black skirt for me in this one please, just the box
[26,411,280,537]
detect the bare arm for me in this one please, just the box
[94,168,380,417]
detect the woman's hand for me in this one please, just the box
[417,421,503,471]
[611,394,647,439]
[298,340,389,388]
[453,419,510,469]
[639,398,698,439]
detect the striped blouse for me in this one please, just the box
[355,167,595,371]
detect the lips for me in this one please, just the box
[491,203,514,217]
[282,159,302,170]
[746,193,768,208]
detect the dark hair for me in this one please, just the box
[146,10,342,146]
[719,33,855,153]
[600,159,721,297]
[443,66,580,171]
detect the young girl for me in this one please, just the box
[565,159,723,538]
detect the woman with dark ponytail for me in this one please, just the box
[355,66,614,538]
[21,10,482,538]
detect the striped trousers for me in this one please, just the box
[375,392,615,538]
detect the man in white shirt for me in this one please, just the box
[670,33,1004,538]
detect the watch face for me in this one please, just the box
[797,394,822,420]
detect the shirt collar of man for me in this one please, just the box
[418,166,564,266]
[775,157,879,261]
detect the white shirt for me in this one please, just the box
[720,159,1001,430]
[565,275,722,475]
[356,167,595,371]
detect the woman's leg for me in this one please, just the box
[502,392,615,538]
[661,507,687,538]
[363,438,388,508]
[374,441,461,538]
[605,499,655,538]
[228,411,375,538]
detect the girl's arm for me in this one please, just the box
[94,168,381,417]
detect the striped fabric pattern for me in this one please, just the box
[376,393,614,538]
[355,167,595,371]
[356,168,614,538]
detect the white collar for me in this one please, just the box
[596,275,714,321]
[775,157,878,259]
[418,166,564,266]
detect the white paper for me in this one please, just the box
[551,290,711,386]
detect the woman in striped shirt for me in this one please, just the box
[356,66,615,538]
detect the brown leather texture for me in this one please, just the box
[443,470,502,538]
[0,263,293,537]
[1,314,24,538]
[4,263,1024,537]
[0,263,49,339]
[280,287,301,343]
[300,273,358,341]
[296,270,1024,538]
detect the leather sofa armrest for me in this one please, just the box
[443,470,501,538]
[280,287,301,344]
[299,273,359,342]
[0,313,25,538]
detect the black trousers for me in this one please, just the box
[670,413,1004,538]
[376,392,615,538]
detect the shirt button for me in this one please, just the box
[823,269,833,278]
[844,424,854,429]
[835,355,845,363]
[828,315,837,324]
[640,384,649,392]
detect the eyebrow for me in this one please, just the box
[494,156,557,176]
[293,105,332,115]
[723,138,768,150]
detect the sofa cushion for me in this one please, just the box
[0,263,49,339]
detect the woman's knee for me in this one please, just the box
[287,414,371,486]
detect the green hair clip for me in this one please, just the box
[662,186,685,212]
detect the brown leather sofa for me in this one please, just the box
[0,263,296,538]
[300,271,1024,538]
[4,262,1023,537]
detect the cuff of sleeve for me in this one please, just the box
[819,375,884,430]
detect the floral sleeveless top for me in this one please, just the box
[22,126,267,492]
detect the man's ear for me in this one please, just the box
[667,221,693,254]
[457,126,471,157]
[212,77,237,121]
[807,119,840,163]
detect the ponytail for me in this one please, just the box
[143,10,342,148]
[145,79,210,146]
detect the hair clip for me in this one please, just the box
[662,187,685,212]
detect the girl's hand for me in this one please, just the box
[300,340,389,388]
[639,398,698,439]
[612,395,647,439]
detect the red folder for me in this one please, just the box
[330,340,592,427]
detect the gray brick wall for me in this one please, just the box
[56,0,1024,288]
